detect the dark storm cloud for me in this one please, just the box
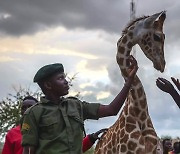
[0,0,128,36]
[1,0,180,45]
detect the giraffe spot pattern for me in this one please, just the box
[134,107,141,116]
[127,42,133,49]
[127,116,136,124]
[140,111,147,121]
[121,144,127,152]
[137,87,143,98]
[125,124,136,133]
[130,131,141,140]
[128,140,137,151]
[122,36,127,44]
[119,46,125,54]
[136,148,144,154]
[140,99,146,109]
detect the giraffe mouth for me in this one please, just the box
[153,63,164,73]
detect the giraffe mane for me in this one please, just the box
[122,15,149,35]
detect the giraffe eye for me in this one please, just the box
[154,34,161,42]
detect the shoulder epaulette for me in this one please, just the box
[67,96,78,100]
[24,103,40,114]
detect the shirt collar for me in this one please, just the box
[40,96,66,104]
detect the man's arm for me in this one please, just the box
[156,77,180,108]
[23,146,36,154]
[82,129,108,152]
[98,56,138,118]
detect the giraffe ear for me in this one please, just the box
[156,11,166,31]
[144,11,166,28]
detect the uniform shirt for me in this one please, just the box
[2,125,23,154]
[21,97,100,154]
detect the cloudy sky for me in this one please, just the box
[0,0,179,138]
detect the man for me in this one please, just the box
[21,56,138,154]
[156,77,180,108]
[2,96,38,154]
[162,139,173,154]
[173,142,180,154]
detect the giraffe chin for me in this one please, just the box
[153,63,164,73]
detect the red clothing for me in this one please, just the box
[2,125,23,154]
[2,126,93,154]
[82,135,94,153]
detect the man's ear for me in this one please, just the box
[44,81,52,90]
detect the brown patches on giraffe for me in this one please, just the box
[140,111,147,121]
[137,87,143,98]
[127,41,133,49]
[140,99,146,109]
[134,107,141,116]
[128,140,137,151]
[127,150,134,154]
[120,128,125,138]
[122,36,128,44]
[129,106,136,117]
[145,46,149,50]
[136,148,144,154]
[121,144,127,152]
[125,124,136,133]
[118,46,125,54]
[147,118,153,127]
[131,89,137,99]
[120,134,129,143]
[128,32,134,39]
[127,116,136,124]
[131,131,141,140]
[121,68,128,77]
[124,104,129,115]
[145,137,158,152]
[142,130,157,137]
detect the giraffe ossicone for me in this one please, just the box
[95,11,166,154]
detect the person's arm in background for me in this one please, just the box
[82,129,108,153]
[2,132,14,154]
[98,55,138,118]
[156,77,180,108]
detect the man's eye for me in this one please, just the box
[59,76,65,80]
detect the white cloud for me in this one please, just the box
[96,91,110,100]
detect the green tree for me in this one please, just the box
[0,86,42,139]
[161,135,172,140]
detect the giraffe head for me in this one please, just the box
[137,11,166,72]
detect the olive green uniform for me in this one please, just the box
[21,97,100,154]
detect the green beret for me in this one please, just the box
[33,63,64,83]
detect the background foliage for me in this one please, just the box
[0,86,42,139]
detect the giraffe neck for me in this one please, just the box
[116,31,148,110]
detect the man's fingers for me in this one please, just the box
[96,128,108,134]
[157,77,171,84]
[128,55,137,65]
[171,77,180,91]
[156,79,164,90]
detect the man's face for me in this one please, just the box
[47,72,69,97]
[21,99,37,115]
[164,140,173,151]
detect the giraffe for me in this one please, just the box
[95,11,166,154]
